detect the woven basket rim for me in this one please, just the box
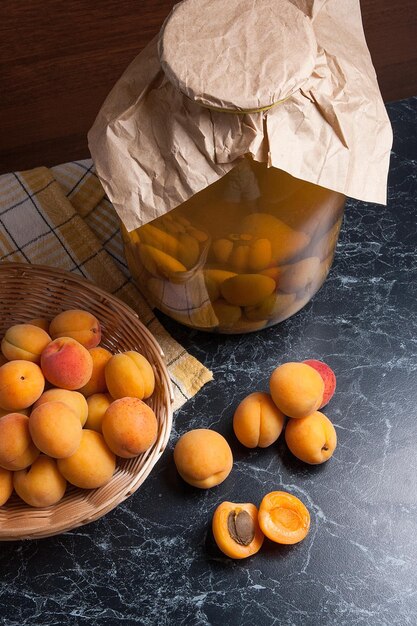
[0,262,174,540]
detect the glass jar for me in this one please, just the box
[122,158,345,333]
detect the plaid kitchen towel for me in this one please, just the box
[0,159,213,412]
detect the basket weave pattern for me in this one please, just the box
[0,263,173,540]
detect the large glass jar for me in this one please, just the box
[122,159,345,333]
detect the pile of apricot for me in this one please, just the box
[172,358,338,560]
[234,360,338,464]
[0,309,158,508]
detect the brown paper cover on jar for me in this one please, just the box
[88,0,392,232]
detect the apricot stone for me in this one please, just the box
[78,346,112,397]
[58,430,116,489]
[233,392,285,448]
[105,351,155,400]
[29,401,82,458]
[13,456,67,507]
[0,413,40,470]
[85,393,112,432]
[174,429,233,489]
[270,362,324,418]
[285,411,337,464]
[0,467,14,506]
[33,388,88,426]
[1,324,51,363]
[304,360,336,408]
[0,360,45,410]
[49,309,101,349]
[102,397,158,458]
[40,337,93,390]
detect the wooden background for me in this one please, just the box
[1,0,416,173]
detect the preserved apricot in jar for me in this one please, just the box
[122,162,345,333]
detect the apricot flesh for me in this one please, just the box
[304,360,336,408]
[57,429,116,489]
[212,502,264,559]
[29,401,83,459]
[40,337,93,390]
[49,309,101,349]
[102,397,158,458]
[0,413,40,470]
[285,411,337,464]
[0,360,45,410]
[0,467,14,506]
[174,429,233,489]
[1,324,51,363]
[233,392,285,448]
[258,491,310,544]
[13,456,67,507]
[269,362,324,418]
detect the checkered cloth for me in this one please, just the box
[0,159,213,411]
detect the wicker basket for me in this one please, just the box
[0,263,173,541]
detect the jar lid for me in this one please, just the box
[159,0,317,112]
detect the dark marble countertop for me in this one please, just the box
[1,97,416,626]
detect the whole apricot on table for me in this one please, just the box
[212,502,264,559]
[303,360,336,408]
[57,429,116,489]
[1,324,51,363]
[78,346,112,397]
[269,362,324,418]
[0,353,8,367]
[13,456,67,507]
[0,360,45,410]
[29,401,82,459]
[0,413,40,470]
[40,337,93,390]
[258,491,310,545]
[285,411,337,464]
[85,393,112,432]
[105,351,155,400]
[33,388,88,426]
[173,429,233,489]
[49,309,101,349]
[0,467,14,506]
[102,397,158,458]
[233,392,285,448]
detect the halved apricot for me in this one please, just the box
[258,491,310,545]
[212,501,264,559]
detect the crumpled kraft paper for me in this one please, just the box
[88,0,393,233]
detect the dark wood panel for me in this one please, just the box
[0,0,416,173]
